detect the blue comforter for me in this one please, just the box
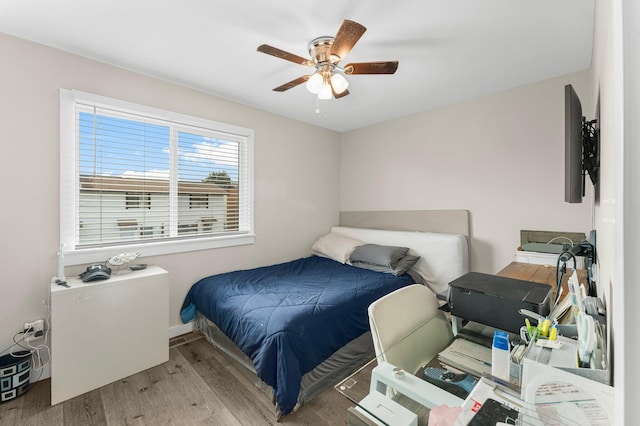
[180,256,413,415]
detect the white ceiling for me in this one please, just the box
[0,0,594,132]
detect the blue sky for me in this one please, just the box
[78,112,239,181]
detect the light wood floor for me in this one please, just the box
[0,334,358,425]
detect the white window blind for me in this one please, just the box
[60,90,254,263]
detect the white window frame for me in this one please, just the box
[60,89,255,265]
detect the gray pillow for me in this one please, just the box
[350,244,409,268]
[351,255,420,276]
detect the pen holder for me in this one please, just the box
[516,329,611,386]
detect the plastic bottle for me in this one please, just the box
[57,243,66,280]
[491,330,510,381]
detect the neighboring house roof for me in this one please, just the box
[79,175,229,195]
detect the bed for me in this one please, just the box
[180,210,470,418]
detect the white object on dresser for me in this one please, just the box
[50,265,169,405]
[514,250,585,269]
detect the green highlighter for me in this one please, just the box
[525,318,536,340]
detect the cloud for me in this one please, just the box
[180,139,239,167]
[113,138,238,181]
[120,169,170,180]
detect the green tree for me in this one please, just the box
[203,171,235,188]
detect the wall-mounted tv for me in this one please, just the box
[564,84,599,203]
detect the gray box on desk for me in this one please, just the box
[448,272,552,334]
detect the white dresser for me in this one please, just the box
[50,265,169,404]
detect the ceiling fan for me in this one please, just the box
[257,19,398,99]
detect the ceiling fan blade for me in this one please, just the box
[257,44,313,66]
[329,20,367,61]
[343,61,399,75]
[330,80,350,98]
[333,88,350,99]
[273,75,311,92]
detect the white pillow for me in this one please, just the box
[329,226,469,295]
[312,232,365,264]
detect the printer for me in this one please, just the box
[447,272,552,334]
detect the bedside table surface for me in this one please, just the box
[498,261,588,301]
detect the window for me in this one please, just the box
[125,192,151,210]
[189,194,209,209]
[60,90,254,264]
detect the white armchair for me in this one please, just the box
[354,284,463,426]
[368,284,454,375]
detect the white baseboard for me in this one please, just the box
[168,322,193,339]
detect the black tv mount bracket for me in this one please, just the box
[582,118,599,194]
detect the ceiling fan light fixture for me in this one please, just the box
[306,72,324,94]
[330,72,349,94]
[318,82,333,100]
[258,20,397,100]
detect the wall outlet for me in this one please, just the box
[24,319,45,342]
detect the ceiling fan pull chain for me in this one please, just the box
[315,97,329,118]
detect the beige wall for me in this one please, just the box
[592,0,640,420]
[340,71,594,274]
[3,10,633,412]
[619,0,640,417]
[591,0,619,402]
[0,33,341,351]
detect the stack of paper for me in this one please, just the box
[521,360,613,425]
[438,338,492,378]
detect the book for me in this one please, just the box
[438,337,493,378]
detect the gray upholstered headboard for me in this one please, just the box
[339,210,470,239]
